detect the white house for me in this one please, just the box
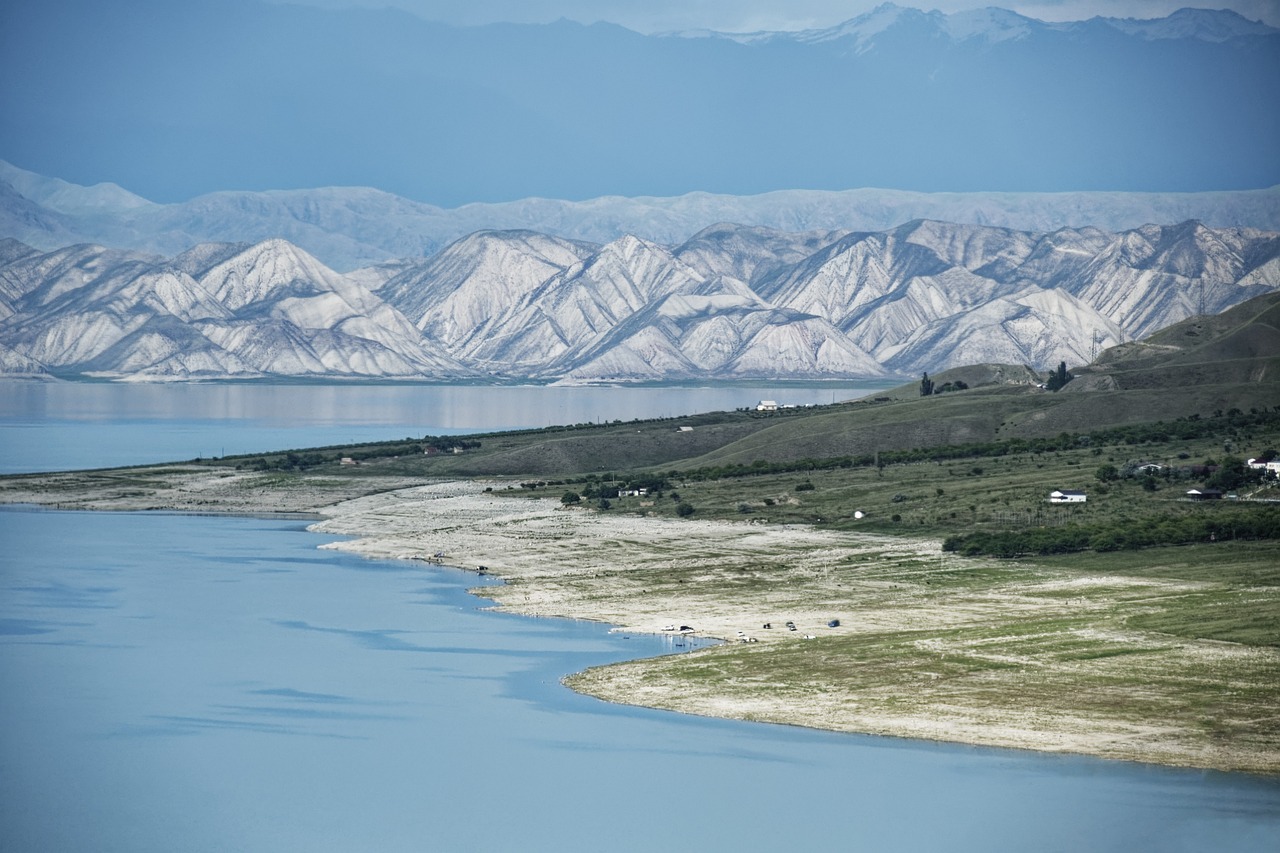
[756,400,778,412]
[1049,489,1087,504]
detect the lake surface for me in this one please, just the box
[2,508,1278,852]
[4,382,1279,851]
[0,381,881,473]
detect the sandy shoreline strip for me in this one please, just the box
[5,470,1275,773]
[312,481,1280,774]
[310,480,916,638]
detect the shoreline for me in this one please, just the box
[4,470,1277,774]
[310,481,1279,775]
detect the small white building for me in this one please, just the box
[1252,459,1280,476]
[1049,489,1087,504]
[756,400,778,412]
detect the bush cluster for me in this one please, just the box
[237,435,481,471]
[942,507,1280,557]
[674,410,1280,483]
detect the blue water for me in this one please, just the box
[2,508,1277,852]
[0,381,879,473]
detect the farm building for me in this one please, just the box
[1186,488,1223,500]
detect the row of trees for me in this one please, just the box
[920,362,1071,397]
[919,372,970,396]
[236,435,483,471]
[942,507,1280,556]
[674,409,1280,484]
[1044,361,1074,391]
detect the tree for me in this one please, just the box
[1095,464,1119,482]
[675,502,695,517]
[1045,361,1073,391]
[560,491,581,505]
[920,372,935,397]
[1206,456,1259,492]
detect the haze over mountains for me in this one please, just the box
[4,160,1279,273]
[2,4,1277,383]
[2,1,1276,206]
[2,220,1276,383]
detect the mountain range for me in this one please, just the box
[2,2,1276,206]
[3,220,1276,383]
[3,160,1279,274]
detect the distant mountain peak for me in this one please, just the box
[1098,7,1277,41]
[683,3,1275,49]
[942,7,1037,42]
[0,160,155,216]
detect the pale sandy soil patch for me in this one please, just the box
[313,482,1280,774]
[7,472,1276,773]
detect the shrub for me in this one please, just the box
[676,502,695,517]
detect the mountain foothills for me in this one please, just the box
[1,219,1277,383]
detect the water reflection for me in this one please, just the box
[3,508,1278,853]
[0,381,885,472]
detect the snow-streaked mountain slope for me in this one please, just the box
[881,288,1123,374]
[0,160,153,215]
[1054,222,1280,338]
[0,239,474,379]
[553,274,886,381]
[380,230,596,352]
[673,224,850,288]
[1101,7,1277,42]
[2,219,1277,382]
[747,220,1280,366]
[755,223,1028,355]
[0,341,51,376]
[457,235,713,370]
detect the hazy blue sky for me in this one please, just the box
[287,0,1280,31]
[2,0,1276,204]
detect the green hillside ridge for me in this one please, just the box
[169,290,1278,486]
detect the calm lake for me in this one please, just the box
[2,382,1279,851]
[0,381,881,473]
